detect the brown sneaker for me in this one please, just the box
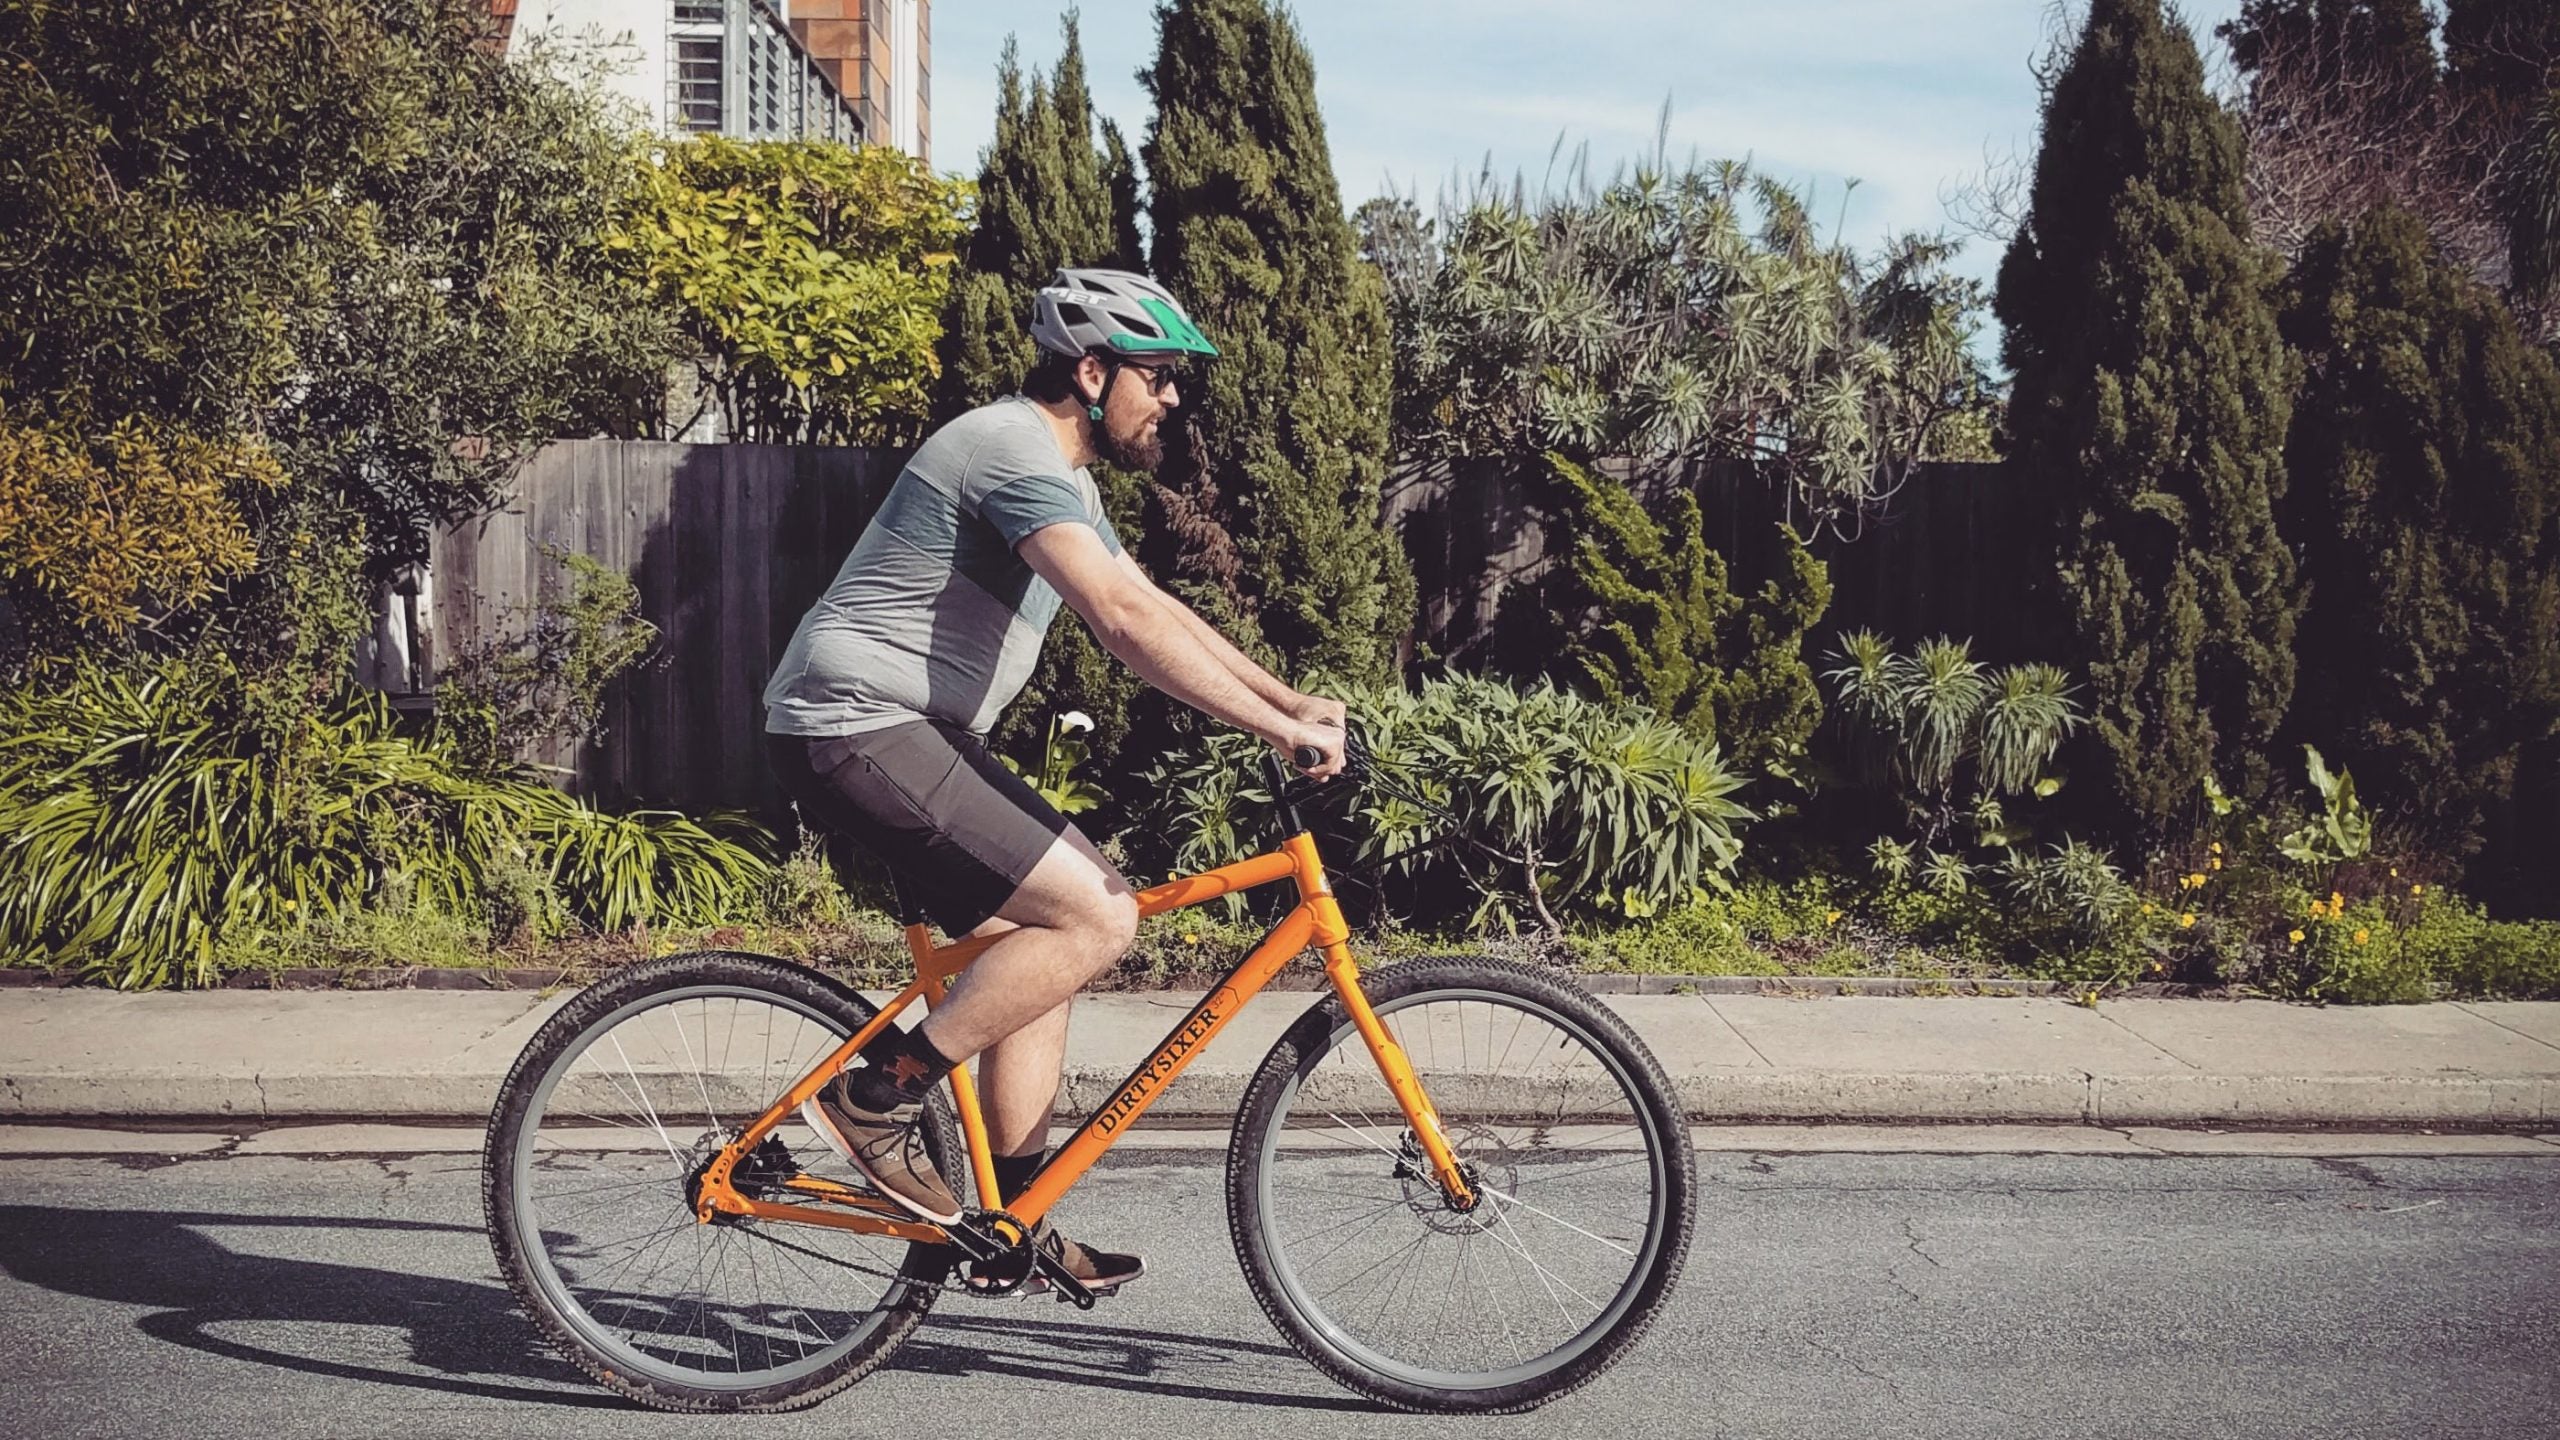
[799,1074,963,1224]
[967,1218,1144,1298]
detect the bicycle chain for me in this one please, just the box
[734,1211,1062,1302]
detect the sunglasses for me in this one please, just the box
[1122,362,1187,398]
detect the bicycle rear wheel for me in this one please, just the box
[1227,956,1694,1413]
[482,951,958,1412]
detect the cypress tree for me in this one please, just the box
[1140,0,1415,687]
[1543,455,1829,779]
[2278,203,2560,861]
[1996,0,2302,839]
[2223,0,2437,96]
[932,15,1150,764]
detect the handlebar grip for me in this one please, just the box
[1292,744,1325,770]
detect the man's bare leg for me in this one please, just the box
[918,828,1136,1155]
[948,916,1073,1158]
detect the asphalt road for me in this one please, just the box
[1,1142,2554,1440]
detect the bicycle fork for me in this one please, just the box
[1297,840,1477,1212]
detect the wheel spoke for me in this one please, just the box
[492,962,943,1399]
[1241,975,1688,1402]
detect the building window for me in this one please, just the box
[668,0,857,142]
[670,0,725,132]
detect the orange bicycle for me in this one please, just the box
[481,737,1694,1414]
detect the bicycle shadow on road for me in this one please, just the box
[895,1310,1375,1412]
[0,1205,618,1409]
[0,1205,1381,1414]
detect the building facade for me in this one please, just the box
[494,0,928,159]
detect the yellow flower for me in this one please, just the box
[2208,857,2223,871]
[2353,928,2370,946]
[2389,867,2400,878]
[2411,884,2425,897]
[2180,912,2197,929]
[1182,931,1201,946]
[2288,928,2306,944]
[282,898,298,912]
[2209,842,2223,855]
[2141,902,2156,914]
[2187,872,2209,889]
[1825,909,1843,925]
[2330,891,2345,910]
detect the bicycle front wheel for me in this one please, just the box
[482,951,957,1412]
[1227,956,1694,1413]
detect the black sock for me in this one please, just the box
[844,1024,958,1111]
[990,1148,1047,1204]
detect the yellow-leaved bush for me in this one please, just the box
[0,405,284,652]
[614,137,970,444]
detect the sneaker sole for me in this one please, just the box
[967,1258,1144,1299]
[797,1096,964,1226]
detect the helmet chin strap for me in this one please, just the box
[1082,357,1124,424]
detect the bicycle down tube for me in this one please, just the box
[688,830,1474,1239]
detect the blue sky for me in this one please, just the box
[930,1,2251,306]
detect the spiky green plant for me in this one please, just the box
[1822,631,2085,854]
[1137,674,1752,937]
[0,658,774,987]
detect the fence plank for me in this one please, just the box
[425,442,2054,816]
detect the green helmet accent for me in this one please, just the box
[1031,268,1222,360]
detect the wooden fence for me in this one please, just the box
[416,442,2054,815]
[425,441,898,819]
[1386,455,2063,672]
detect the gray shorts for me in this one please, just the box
[766,721,1070,938]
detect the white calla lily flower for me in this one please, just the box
[1059,710,1095,735]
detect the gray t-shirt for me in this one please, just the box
[764,396,1123,737]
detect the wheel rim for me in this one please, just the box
[507,983,928,1391]
[1252,988,1675,1392]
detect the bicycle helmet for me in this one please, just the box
[1030,268,1221,361]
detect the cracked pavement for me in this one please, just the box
[1,1143,2553,1439]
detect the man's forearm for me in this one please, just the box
[1092,597,1297,742]
[1144,586,1299,713]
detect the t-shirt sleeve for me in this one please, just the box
[960,421,1122,554]
[975,472,1098,548]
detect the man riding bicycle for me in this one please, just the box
[762,268,1347,1297]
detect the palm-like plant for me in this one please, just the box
[1820,631,2084,856]
[1392,152,1985,532]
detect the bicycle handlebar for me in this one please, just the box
[1286,722,1368,782]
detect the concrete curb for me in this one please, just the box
[0,967,2216,997]
[8,1067,2549,1129]
[8,988,2552,1130]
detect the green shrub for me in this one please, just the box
[763,828,855,930]
[2438,921,2560,999]
[1136,674,1752,937]
[2271,895,2465,1004]
[1570,901,1772,976]
[434,546,658,778]
[211,874,489,976]
[1542,452,1829,781]
[1823,630,2084,854]
[1725,876,1839,944]
[0,657,775,987]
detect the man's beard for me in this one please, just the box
[1095,415,1164,473]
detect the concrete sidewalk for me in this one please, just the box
[2,985,2555,1128]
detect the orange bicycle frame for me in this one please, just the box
[688,829,1473,1242]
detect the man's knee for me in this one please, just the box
[1069,889,1139,965]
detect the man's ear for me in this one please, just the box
[1076,355,1110,420]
